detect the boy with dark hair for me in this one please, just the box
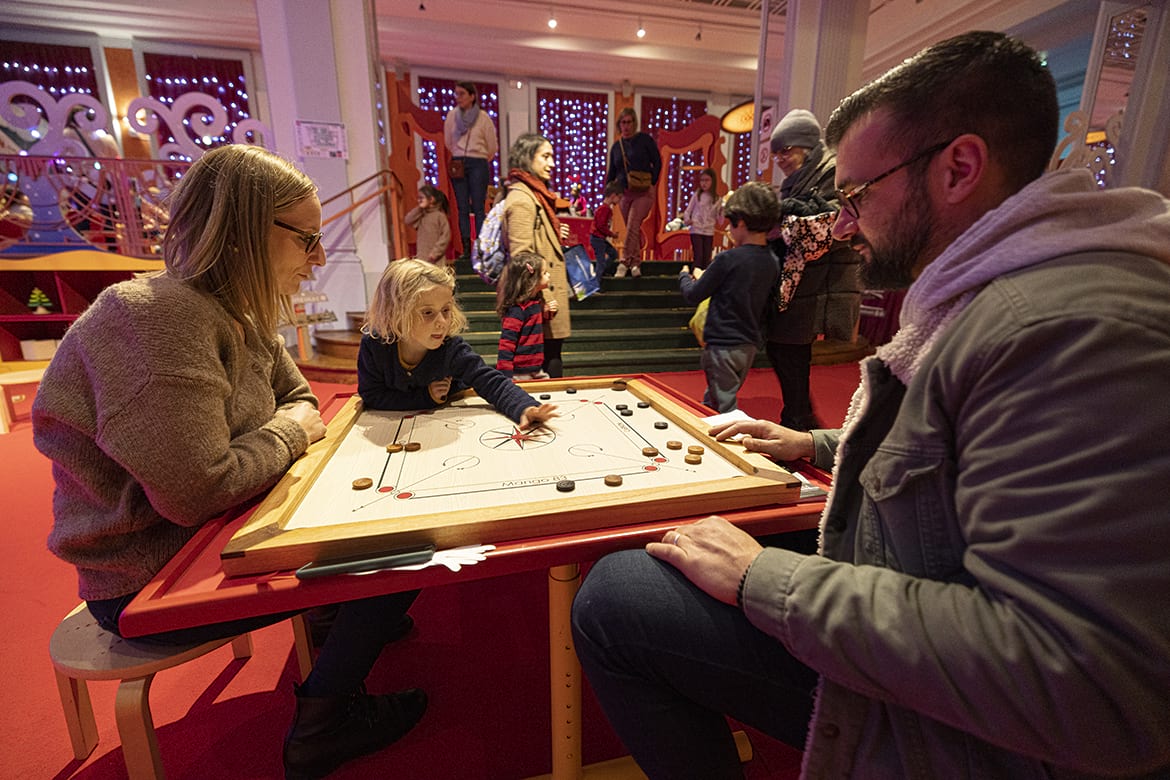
[589,181,622,279]
[678,181,781,413]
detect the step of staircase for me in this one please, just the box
[296,258,870,383]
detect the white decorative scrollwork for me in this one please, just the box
[1048,108,1123,189]
[232,117,271,147]
[127,92,271,160]
[0,80,111,156]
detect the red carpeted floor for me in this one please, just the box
[1,364,858,779]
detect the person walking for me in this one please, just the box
[604,107,662,278]
[444,80,498,258]
[764,108,861,430]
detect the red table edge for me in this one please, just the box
[120,376,831,637]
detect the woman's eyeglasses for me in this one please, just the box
[835,139,954,219]
[273,220,324,254]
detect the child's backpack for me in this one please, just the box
[471,187,542,285]
[472,198,509,285]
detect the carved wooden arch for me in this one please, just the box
[651,114,728,261]
[386,73,461,258]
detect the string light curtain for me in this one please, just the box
[640,96,706,219]
[731,131,753,188]
[416,77,500,188]
[0,41,99,95]
[141,52,251,160]
[536,87,608,205]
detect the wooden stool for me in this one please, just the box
[0,367,45,434]
[49,603,312,779]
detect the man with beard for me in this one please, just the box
[570,31,1170,779]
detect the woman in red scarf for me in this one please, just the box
[503,133,571,377]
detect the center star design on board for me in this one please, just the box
[480,424,555,450]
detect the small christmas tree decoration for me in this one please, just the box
[28,287,53,314]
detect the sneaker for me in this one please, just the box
[631,265,642,278]
[615,263,629,278]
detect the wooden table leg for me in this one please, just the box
[548,563,582,780]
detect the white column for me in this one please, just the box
[775,0,869,128]
[255,0,386,333]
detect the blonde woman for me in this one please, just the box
[33,144,425,779]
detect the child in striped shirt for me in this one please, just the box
[496,251,552,380]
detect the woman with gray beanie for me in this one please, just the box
[764,108,862,430]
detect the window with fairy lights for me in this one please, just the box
[640,96,707,219]
[416,77,500,188]
[142,52,252,161]
[0,41,99,95]
[535,88,609,206]
[0,41,102,151]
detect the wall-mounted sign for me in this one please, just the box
[296,120,348,159]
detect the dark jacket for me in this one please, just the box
[605,133,663,190]
[357,335,537,422]
[766,143,861,344]
[679,243,779,347]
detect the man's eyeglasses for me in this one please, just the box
[273,219,324,254]
[835,139,953,219]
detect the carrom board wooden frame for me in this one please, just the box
[221,376,801,576]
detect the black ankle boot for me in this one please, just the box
[283,685,427,779]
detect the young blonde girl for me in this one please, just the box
[359,258,556,428]
[680,167,722,269]
[495,250,552,381]
[405,184,452,266]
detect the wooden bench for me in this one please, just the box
[49,603,312,779]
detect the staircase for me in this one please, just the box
[294,258,870,384]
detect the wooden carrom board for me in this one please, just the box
[221,377,801,576]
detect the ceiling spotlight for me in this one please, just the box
[636,18,646,38]
[548,10,557,29]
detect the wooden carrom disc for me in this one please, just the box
[352,477,374,490]
[604,474,623,487]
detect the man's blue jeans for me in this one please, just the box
[572,550,816,779]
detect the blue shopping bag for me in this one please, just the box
[564,244,600,300]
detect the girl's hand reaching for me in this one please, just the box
[429,376,453,403]
[519,403,559,430]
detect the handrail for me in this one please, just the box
[319,168,407,259]
[320,169,398,209]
